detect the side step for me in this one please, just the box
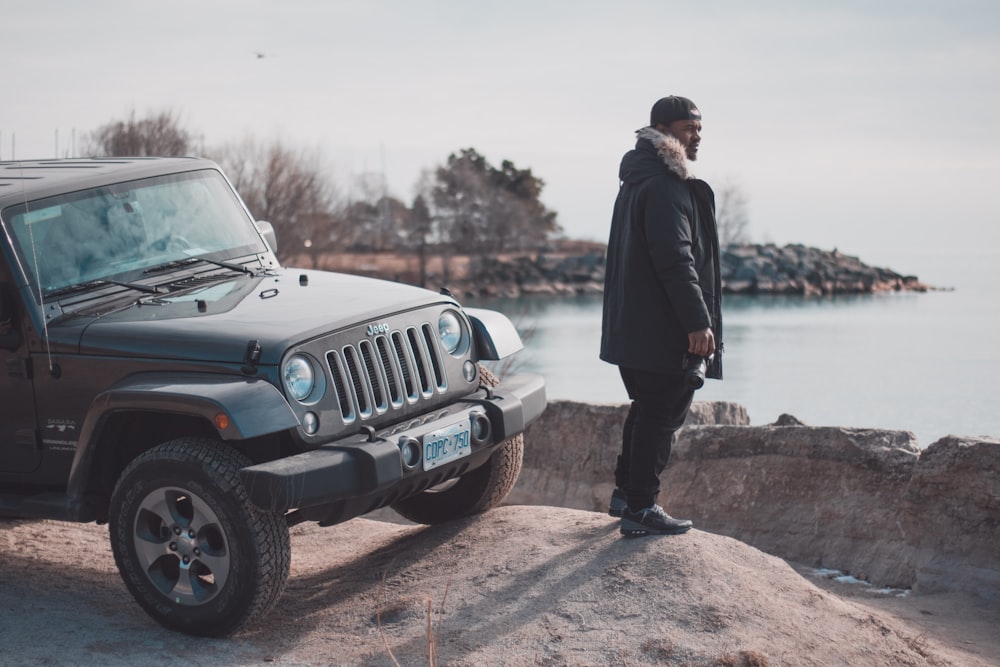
[0,491,99,522]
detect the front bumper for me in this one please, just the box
[239,372,545,514]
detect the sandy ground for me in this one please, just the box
[1,506,998,666]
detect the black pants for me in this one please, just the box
[614,366,695,512]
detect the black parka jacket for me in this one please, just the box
[600,127,723,377]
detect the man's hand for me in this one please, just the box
[688,328,715,357]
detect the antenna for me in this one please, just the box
[17,162,55,373]
[380,143,389,249]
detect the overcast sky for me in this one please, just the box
[5,0,998,258]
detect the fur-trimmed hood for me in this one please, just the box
[620,126,693,182]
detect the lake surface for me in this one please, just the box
[468,250,1000,447]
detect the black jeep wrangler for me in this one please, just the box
[0,157,545,636]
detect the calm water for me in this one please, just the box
[468,250,1000,447]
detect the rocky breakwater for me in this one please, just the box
[465,251,606,298]
[454,242,929,298]
[509,400,1000,601]
[722,243,929,295]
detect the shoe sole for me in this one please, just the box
[619,521,692,537]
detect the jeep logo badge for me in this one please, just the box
[366,322,390,336]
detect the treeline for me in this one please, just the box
[85,110,562,280]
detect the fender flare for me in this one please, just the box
[67,373,299,500]
[465,308,524,361]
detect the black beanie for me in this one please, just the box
[650,96,702,126]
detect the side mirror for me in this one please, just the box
[255,220,278,255]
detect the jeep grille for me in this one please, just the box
[327,324,446,424]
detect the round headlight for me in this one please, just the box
[282,355,315,402]
[438,310,468,356]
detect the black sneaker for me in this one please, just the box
[620,504,693,537]
[608,488,627,518]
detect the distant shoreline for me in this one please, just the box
[288,240,934,300]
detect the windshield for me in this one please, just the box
[3,169,267,296]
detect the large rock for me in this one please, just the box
[512,400,1000,601]
[663,425,921,588]
[900,436,1000,596]
[513,400,748,511]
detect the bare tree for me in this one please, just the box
[433,151,490,256]
[86,109,192,157]
[338,173,413,252]
[409,194,432,287]
[210,138,339,266]
[715,179,751,246]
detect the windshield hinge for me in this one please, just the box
[242,339,262,375]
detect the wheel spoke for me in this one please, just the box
[195,549,229,576]
[187,493,221,533]
[172,564,199,603]
[133,528,173,566]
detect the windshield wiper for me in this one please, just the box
[46,278,161,298]
[106,278,161,293]
[143,257,202,274]
[144,257,256,276]
[45,280,110,298]
[199,257,257,276]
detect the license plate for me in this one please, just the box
[422,421,471,470]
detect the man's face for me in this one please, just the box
[664,119,702,161]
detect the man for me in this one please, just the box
[600,95,723,537]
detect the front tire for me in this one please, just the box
[391,433,524,524]
[109,438,290,636]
